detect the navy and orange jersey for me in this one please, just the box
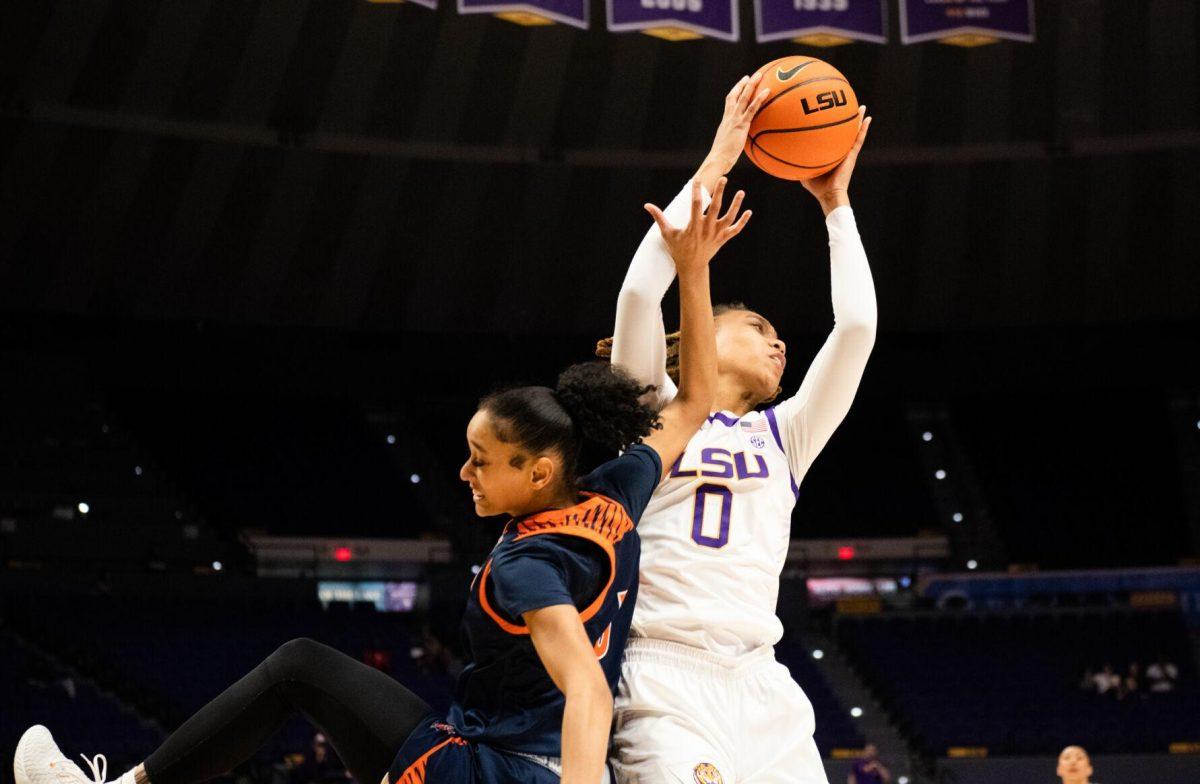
[445,443,662,757]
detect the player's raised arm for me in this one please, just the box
[604,75,768,409]
[775,109,877,479]
[641,178,751,480]
[694,72,769,195]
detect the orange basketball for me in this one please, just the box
[744,56,860,181]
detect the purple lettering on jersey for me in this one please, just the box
[699,447,734,478]
[675,449,770,481]
[669,454,698,478]
[691,484,732,548]
[734,452,768,479]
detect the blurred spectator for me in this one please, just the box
[1091,664,1120,697]
[848,743,891,784]
[1146,657,1178,693]
[1118,663,1140,700]
[415,625,452,677]
[292,732,348,784]
[1056,745,1094,784]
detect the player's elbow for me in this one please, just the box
[615,284,657,317]
[839,318,877,350]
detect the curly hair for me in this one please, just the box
[595,302,782,406]
[480,362,660,487]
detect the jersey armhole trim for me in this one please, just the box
[478,526,618,636]
[765,407,801,499]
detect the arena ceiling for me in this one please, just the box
[1,0,1198,339]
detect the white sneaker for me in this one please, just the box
[13,725,109,784]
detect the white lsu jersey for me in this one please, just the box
[632,407,800,658]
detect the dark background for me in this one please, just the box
[2,1,1200,779]
[1,0,1198,335]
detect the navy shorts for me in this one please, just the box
[388,718,562,784]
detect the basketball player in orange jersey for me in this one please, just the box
[1057,746,1096,784]
[13,186,751,784]
[597,74,874,784]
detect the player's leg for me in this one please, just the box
[144,637,431,784]
[16,638,431,784]
[610,641,736,784]
[738,660,829,784]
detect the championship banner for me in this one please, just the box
[607,0,739,42]
[899,0,1034,47]
[459,0,587,28]
[755,0,886,47]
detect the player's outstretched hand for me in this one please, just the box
[645,177,751,274]
[704,74,771,176]
[801,106,871,215]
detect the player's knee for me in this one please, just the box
[267,637,326,680]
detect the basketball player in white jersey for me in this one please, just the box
[597,74,875,784]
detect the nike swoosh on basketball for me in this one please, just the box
[776,61,811,81]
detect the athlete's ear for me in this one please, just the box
[529,455,556,490]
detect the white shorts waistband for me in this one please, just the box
[622,636,776,677]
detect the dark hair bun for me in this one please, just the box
[555,362,660,453]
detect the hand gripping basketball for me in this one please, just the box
[744,56,862,181]
[705,74,771,174]
[801,106,871,208]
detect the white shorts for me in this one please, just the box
[610,638,829,784]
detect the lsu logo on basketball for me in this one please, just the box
[800,89,848,115]
[693,762,724,784]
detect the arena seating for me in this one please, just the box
[776,638,866,754]
[0,392,224,568]
[0,629,165,773]
[114,395,431,539]
[837,609,1200,757]
[3,586,454,769]
[954,390,1190,569]
[3,576,868,769]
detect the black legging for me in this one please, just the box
[144,638,432,784]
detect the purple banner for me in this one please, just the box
[755,0,886,45]
[459,0,588,28]
[607,0,739,42]
[900,0,1034,45]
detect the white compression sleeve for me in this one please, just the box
[773,205,878,482]
[610,181,711,409]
